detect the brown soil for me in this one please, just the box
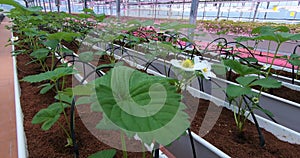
[17,54,152,157]
[17,51,300,157]
[183,91,300,158]
[226,71,300,103]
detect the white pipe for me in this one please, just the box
[189,131,231,158]
[78,38,300,155]
[187,86,300,144]
[11,33,28,158]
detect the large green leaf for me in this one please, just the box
[288,54,300,66]
[39,83,54,94]
[55,92,73,104]
[75,96,92,106]
[72,83,95,95]
[27,6,43,12]
[226,84,253,98]
[48,32,81,42]
[211,63,227,75]
[0,0,27,11]
[22,67,76,83]
[234,36,254,42]
[30,48,49,60]
[94,66,189,145]
[47,102,69,113]
[43,40,59,49]
[251,78,281,88]
[236,76,258,87]
[79,51,94,62]
[223,60,261,76]
[251,26,300,43]
[32,108,60,130]
[88,149,116,158]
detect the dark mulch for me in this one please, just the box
[183,91,300,158]
[225,71,300,103]
[17,54,151,157]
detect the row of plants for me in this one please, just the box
[108,19,300,88]
[101,20,300,135]
[4,1,300,157]
[4,1,200,157]
[4,1,123,157]
[78,17,300,156]
[199,19,300,35]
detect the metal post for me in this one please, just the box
[252,2,260,22]
[264,1,270,19]
[189,0,199,25]
[67,0,71,13]
[84,0,87,10]
[154,0,158,20]
[48,0,52,12]
[23,0,29,8]
[55,0,60,12]
[227,2,231,20]
[181,0,185,19]
[109,0,112,15]
[138,0,141,17]
[202,1,206,20]
[42,0,46,12]
[216,2,221,20]
[239,2,245,20]
[189,0,199,39]
[116,0,121,18]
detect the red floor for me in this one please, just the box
[0,17,18,158]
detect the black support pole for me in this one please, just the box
[67,0,71,13]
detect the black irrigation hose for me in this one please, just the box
[120,54,163,75]
[187,128,197,158]
[153,142,160,158]
[209,66,277,125]
[292,45,300,84]
[224,41,256,59]
[70,97,79,158]
[203,37,228,54]
[197,76,204,92]
[244,95,277,124]
[144,58,162,73]
[242,96,265,147]
[70,65,114,157]
[53,54,76,69]
[212,74,266,148]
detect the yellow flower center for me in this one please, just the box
[202,68,208,72]
[252,97,259,104]
[181,59,194,68]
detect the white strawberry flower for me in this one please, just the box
[170,56,216,79]
[11,36,19,42]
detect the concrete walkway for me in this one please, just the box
[0,17,18,158]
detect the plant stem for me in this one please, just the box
[57,121,71,141]
[259,43,281,96]
[266,43,281,79]
[55,81,71,132]
[121,131,128,158]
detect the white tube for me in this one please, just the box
[12,33,28,158]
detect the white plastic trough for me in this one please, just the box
[11,33,28,158]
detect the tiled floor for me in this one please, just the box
[0,17,18,158]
